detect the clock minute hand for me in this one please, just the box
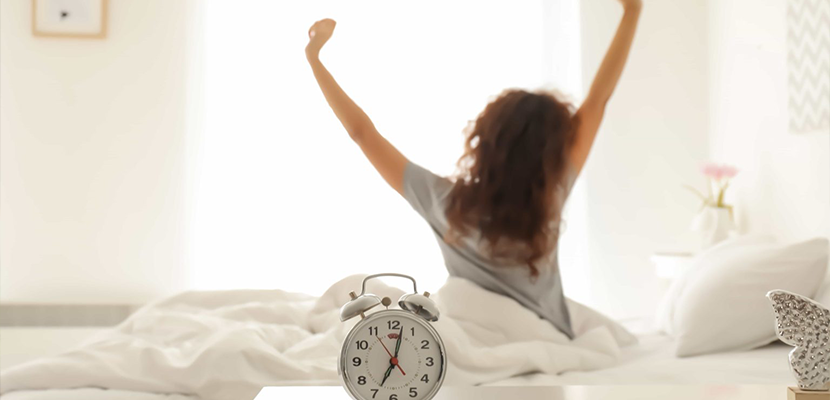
[394,326,403,357]
[389,326,408,376]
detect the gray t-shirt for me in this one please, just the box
[403,162,575,339]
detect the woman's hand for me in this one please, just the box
[306,18,336,59]
[617,0,643,12]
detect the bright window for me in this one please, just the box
[191,0,586,298]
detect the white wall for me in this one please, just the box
[9,0,816,319]
[579,0,711,318]
[708,0,830,241]
[0,0,203,304]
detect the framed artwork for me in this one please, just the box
[786,0,830,134]
[32,0,108,39]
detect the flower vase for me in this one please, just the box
[691,206,735,249]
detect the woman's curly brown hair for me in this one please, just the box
[446,89,578,278]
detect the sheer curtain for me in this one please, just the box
[190,0,587,298]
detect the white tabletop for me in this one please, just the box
[255,385,794,400]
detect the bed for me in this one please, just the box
[490,331,792,386]
[0,275,800,400]
[0,332,793,400]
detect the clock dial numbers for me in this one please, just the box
[343,311,444,400]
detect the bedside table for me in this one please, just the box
[254,385,807,400]
[651,252,695,280]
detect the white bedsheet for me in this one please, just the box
[0,339,794,400]
[1,389,196,400]
[0,276,634,400]
[489,332,793,386]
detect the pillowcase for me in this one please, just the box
[672,237,828,357]
[653,235,776,335]
[815,268,830,307]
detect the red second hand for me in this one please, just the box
[376,336,406,376]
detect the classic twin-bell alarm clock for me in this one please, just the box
[338,274,447,400]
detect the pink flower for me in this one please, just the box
[702,163,739,180]
[702,163,721,179]
[721,165,738,178]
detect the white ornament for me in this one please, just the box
[767,290,830,391]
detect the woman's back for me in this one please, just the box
[403,161,575,339]
[305,0,641,343]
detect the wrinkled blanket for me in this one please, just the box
[0,275,636,400]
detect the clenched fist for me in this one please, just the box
[306,19,336,58]
[617,0,642,11]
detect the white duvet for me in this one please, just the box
[0,275,636,400]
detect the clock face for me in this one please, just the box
[340,310,446,400]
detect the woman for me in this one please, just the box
[306,0,641,339]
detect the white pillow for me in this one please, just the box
[815,268,830,307]
[672,237,828,357]
[653,235,776,335]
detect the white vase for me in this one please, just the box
[691,206,735,249]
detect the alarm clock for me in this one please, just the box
[338,273,447,400]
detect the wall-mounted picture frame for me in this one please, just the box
[32,0,108,39]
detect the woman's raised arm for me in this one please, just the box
[306,19,409,195]
[569,0,642,175]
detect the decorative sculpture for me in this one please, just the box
[767,290,830,398]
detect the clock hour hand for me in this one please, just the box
[380,363,394,387]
